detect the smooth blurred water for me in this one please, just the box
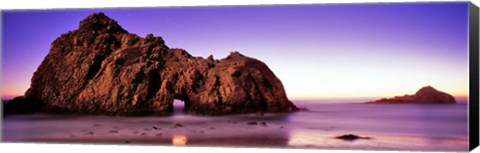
[291,101,468,138]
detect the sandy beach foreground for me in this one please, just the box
[2,101,469,151]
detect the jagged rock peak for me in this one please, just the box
[227,51,245,59]
[78,13,127,33]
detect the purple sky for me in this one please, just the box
[1,2,469,100]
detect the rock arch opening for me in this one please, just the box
[171,94,191,114]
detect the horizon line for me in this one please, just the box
[1,94,470,101]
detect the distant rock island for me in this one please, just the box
[365,86,456,104]
[4,13,298,116]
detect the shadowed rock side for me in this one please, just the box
[3,96,43,116]
[365,86,456,104]
[5,13,298,116]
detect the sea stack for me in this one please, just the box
[365,86,456,104]
[4,13,298,116]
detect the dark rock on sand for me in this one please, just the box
[109,130,119,133]
[247,122,258,125]
[6,12,298,116]
[260,122,267,126]
[173,123,184,128]
[365,86,456,104]
[335,134,371,141]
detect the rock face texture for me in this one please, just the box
[365,86,456,104]
[5,13,298,116]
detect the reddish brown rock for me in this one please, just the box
[5,13,298,116]
[365,86,456,104]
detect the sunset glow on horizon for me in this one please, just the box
[1,3,469,100]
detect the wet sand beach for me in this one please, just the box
[2,101,469,151]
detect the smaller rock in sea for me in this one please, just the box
[109,130,119,133]
[260,122,267,126]
[247,122,258,125]
[335,134,371,141]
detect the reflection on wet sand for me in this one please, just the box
[180,133,290,147]
[172,135,187,146]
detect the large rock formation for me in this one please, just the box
[4,13,298,116]
[365,86,456,104]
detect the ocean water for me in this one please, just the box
[2,100,468,151]
[288,101,468,151]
